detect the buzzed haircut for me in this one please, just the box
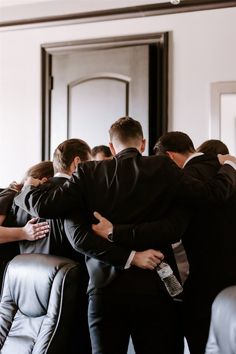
[154,131,195,155]
[197,139,229,155]
[91,145,112,158]
[53,138,91,173]
[109,117,143,144]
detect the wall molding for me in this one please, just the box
[211,81,236,138]
[0,0,235,29]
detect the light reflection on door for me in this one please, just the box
[221,93,236,154]
[211,81,236,154]
[68,73,130,148]
[51,45,149,157]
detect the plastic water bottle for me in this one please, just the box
[156,261,183,297]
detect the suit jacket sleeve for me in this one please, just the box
[177,163,236,205]
[15,157,236,219]
[14,170,85,219]
[111,162,236,249]
[64,211,132,269]
[112,207,192,249]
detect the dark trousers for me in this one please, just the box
[184,299,211,354]
[184,312,210,354]
[69,297,92,354]
[69,278,92,354]
[88,292,184,354]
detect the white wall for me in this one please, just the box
[0,7,236,186]
[0,0,167,21]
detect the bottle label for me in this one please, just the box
[157,264,173,279]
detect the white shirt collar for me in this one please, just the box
[54,172,71,180]
[183,152,204,168]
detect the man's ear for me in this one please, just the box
[109,142,116,156]
[166,151,175,160]
[166,151,184,168]
[140,139,146,153]
[40,177,48,184]
[69,156,81,174]
[73,156,81,167]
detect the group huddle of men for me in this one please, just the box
[7,116,236,354]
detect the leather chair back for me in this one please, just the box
[205,285,236,354]
[0,254,80,354]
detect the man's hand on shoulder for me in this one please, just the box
[92,211,113,238]
[9,181,23,192]
[22,217,50,241]
[218,154,236,167]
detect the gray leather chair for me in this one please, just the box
[0,254,81,354]
[205,285,236,354]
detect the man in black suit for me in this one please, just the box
[15,119,236,354]
[94,133,236,354]
[154,132,236,354]
[12,139,93,354]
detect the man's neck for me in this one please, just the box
[54,171,71,179]
[114,145,141,155]
[183,151,204,168]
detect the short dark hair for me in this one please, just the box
[53,138,91,173]
[91,145,112,158]
[154,131,195,155]
[109,117,143,144]
[25,161,54,180]
[197,139,229,155]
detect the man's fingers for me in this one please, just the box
[147,250,164,267]
[28,217,39,224]
[152,254,164,262]
[33,223,50,234]
[37,233,47,239]
[147,251,164,262]
[34,223,50,229]
[36,221,49,227]
[148,260,157,269]
[152,250,164,260]
[93,211,103,222]
[148,257,161,268]
[34,226,50,239]
[34,233,48,240]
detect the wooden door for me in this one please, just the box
[51,45,149,156]
[42,33,168,159]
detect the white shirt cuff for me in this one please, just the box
[224,161,236,170]
[124,251,136,269]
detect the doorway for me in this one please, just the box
[211,81,236,154]
[41,32,168,159]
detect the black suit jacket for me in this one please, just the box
[11,177,90,262]
[110,154,236,306]
[0,188,19,285]
[182,154,236,308]
[15,149,236,294]
[11,176,89,297]
[12,177,86,262]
